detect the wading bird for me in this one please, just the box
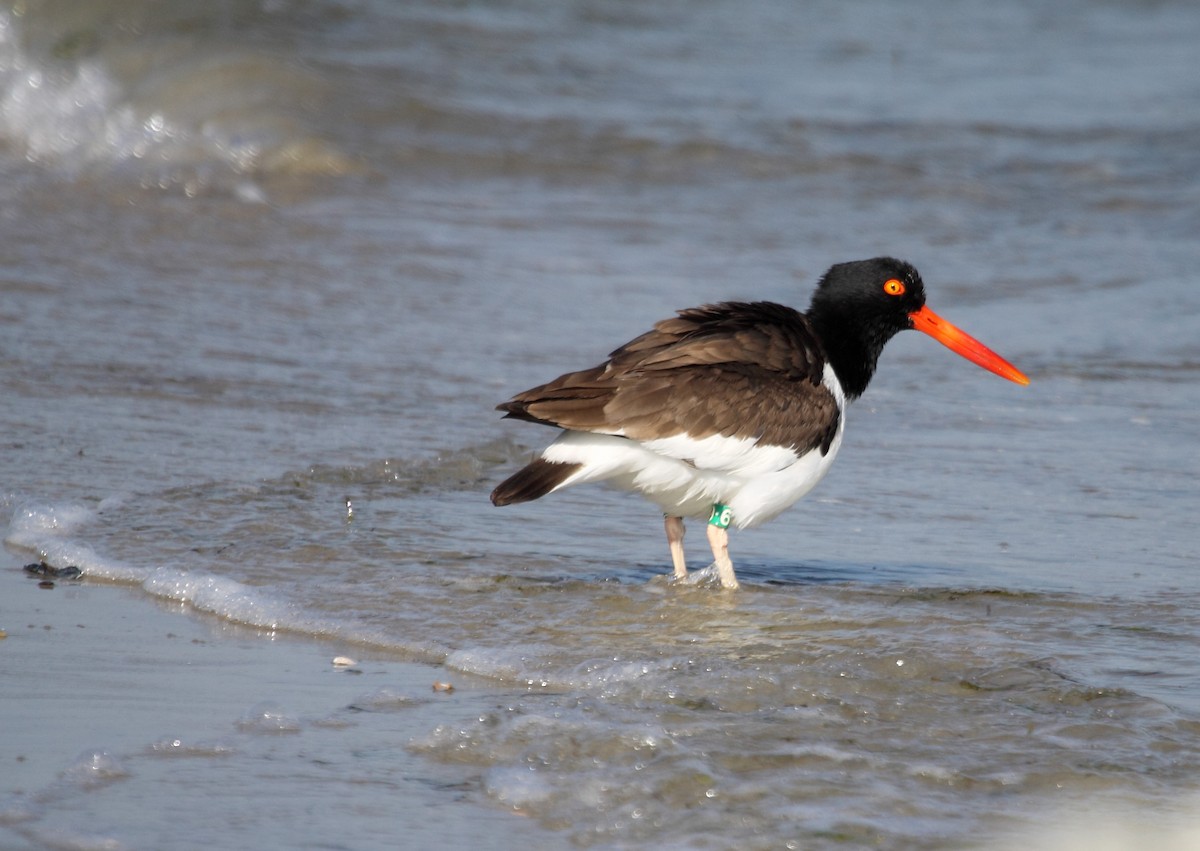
[491,257,1028,589]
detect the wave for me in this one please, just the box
[0,1,353,193]
[1,439,529,659]
[5,499,314,632]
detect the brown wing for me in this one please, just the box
[498,302,841,456]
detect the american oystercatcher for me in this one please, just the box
[491,257,1028,589]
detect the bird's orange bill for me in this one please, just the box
[908,306,1030,386]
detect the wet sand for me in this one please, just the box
[5,569,1199,851]
[0,568,543,850]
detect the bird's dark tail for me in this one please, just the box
[490,458,582,506]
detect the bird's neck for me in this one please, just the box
[807,307,886,400]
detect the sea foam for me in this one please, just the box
[6,500,311,635]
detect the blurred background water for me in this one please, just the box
[2,0,1199,848]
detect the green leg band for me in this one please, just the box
[708,503,732,529]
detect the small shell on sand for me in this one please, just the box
[332,656,357,667]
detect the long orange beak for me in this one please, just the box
[908,305,1029,385]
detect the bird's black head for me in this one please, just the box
[806,257,927,398]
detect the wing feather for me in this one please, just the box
[498,302,841,456]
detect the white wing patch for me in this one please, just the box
[641,432,800,477]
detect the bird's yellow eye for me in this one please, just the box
[883,279,905,296]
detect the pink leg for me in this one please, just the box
[705,523,739,590]
[664,515,687,580]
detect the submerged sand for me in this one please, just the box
[0,569,543,850]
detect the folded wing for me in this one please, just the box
[498,302,841,466]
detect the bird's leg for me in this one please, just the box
[664,515,687,580]
[706,504,739,590]
[705,524,739,589]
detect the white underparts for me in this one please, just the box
[539,364,847,529]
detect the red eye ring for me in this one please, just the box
[883,279,906,296]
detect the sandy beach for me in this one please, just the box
[0,568,543,850]
[6,568,1199,851]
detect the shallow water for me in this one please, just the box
[3,0,1199,848]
